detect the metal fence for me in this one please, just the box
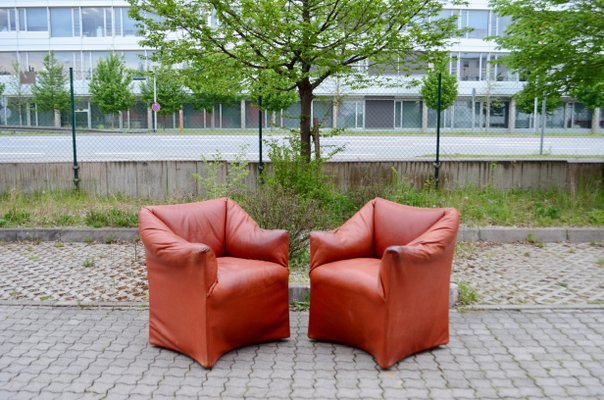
[1,73,603,164]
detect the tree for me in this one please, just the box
[8,62,30,126]
[421,60,458,111]
[140,66,187,128]
[129,0,461,159]
[31,53,70,128]
[0,81,4,126]
[89,53,135,129]
[490,0,604,109]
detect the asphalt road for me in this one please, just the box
[0,134,603,162]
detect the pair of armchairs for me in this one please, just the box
[139,197,460,369]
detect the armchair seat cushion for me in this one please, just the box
[213,257,289,301]
[311,258,381,298]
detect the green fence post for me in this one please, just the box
[69,67,80,190]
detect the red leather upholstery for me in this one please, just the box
[139,198,290,368]
[309,197,460,369]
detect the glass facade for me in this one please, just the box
[0,8,16,32]
[0,5,601,133]
[337,100,364,129]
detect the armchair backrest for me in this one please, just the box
[373,198,445,256]
[224,199,288,266]
[144,198,227,257]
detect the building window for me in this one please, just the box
[22,52,47,73]
[82,8,112,37]
[490,13,512,37]
[462,10,490,39]
[115,8,138,36]
[395,100,422,129]
[460,53,481,81]
[313,100,334,128]
[490,54,514,81]
[0,8,17,32]
[452,100,474,128]
[337,100,364,129]
[17,8,48,32]
[50,8,80,37]
[0,52,17,75]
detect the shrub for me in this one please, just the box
[193,147,249,200]
[264,133,338,203]
[237,186,327,270]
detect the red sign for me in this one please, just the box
[151,102,161,112]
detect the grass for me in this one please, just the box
[82,258,95,268]
[597,259,604,268]
[0,184,602,229]
[457,281,479,306]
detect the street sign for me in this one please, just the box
[151,102,161,112]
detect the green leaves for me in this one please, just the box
[128,0,459,154]
[31,53,70,113]
[140,66,187,114]
[89,54,135,116]
[491,0,604,109]
[421,62,458,111]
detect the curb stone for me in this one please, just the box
[0,227,602,243]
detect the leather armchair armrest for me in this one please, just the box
[230,225,289,268]
[378,209,460,300]
[139,207,218,293]
[310,230,351,271]
[225,199,289,267]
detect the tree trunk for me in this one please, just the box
[298,80,313,162]
[54,109,61,128]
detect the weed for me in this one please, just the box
[104,236,115,244]
[85,208,137,228]
[83,258,95,268]
[557,282,568,288]
[39,295,51,301]
[597,259,604,267]
[28,256,40,261]
[2,209,31,224]
[193,146,250,200]
[54,242,65,248]
[264,133,340,203]
[523,252,531,257]
[9,290,18,297]
[291,292,311,311]
[457,281,479,306]
[527,233,544,248]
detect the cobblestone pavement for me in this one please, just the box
[0,306,602,399]
[0,241,603,305]
[452,242,604,305]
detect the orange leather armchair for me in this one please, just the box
[138,198,290,368]
[308,197,460,369]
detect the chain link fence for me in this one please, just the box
[0,73,603,164]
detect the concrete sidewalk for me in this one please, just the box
[0,230,603,399]
[0,306,603,399]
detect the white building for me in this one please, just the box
[0,0,601,132]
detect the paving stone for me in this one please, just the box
[1,301,604,400]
